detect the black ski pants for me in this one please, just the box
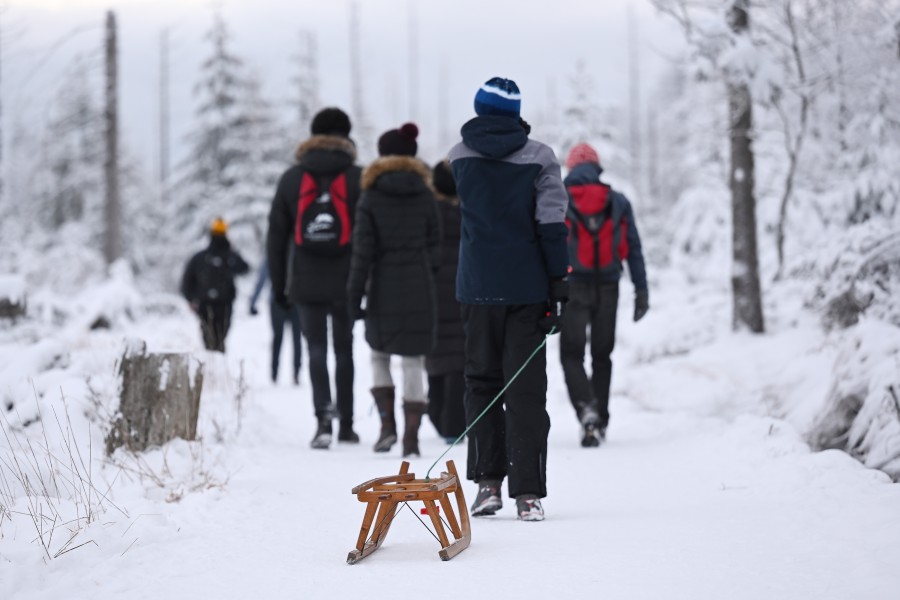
[270,298,303,381]
[559,281,619,427]
[198,301,232,353]
[298,302,354,423]
[461,303,550,499]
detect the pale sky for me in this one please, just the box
[5,0,682,175]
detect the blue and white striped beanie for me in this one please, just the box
[474,77,521,118]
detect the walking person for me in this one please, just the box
[180,218,250,353]
[560,142,648,446]
[347,123,441,458]
[267,107,361,449]
[425,160,467,443]
[249,259,303,384]
[448,77,570,522]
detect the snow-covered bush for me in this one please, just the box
[807,320,900,480]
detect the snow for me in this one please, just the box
[2,273,899,599]
[0,275,26,305]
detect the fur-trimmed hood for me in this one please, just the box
[361,155,432,192]
[294,135,357,163]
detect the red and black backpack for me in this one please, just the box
[294,171,351,256]
[566,183,629,277]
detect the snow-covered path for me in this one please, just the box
[3,290,900,600]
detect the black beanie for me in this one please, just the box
[432,160,456,197]
[310,107,352,137]
[377,123,419,157]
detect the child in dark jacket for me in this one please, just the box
[425,160,467,443]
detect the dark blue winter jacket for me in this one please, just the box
[564,162,647,291]
[448,116,569,305]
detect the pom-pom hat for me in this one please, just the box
[377,123,419,157]
[474,77,521,118]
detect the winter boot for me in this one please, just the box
[579,403,603,448]
[471,478,503,517]
[310,416,332,449]
[515,494,545,522]
[371,386,397,453]
[401,401,426,458]
[338,419,360,443]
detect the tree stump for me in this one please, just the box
[106,341,204,454]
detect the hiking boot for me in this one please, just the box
[515,494,545,522]
[471,479,503,516]
[338,420,360,443]
[579,406,604,448]
[581,421,602,447]
[372,386,396,453]
[310,417,332,449]
[402,401,426,457]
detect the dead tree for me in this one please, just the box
[773,0,810,279]
[103,10,122,265]
[727,0,765,333]
[106,341,204,454]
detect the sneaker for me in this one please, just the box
[515,494,544,522]
[471,479,503,516]
[310,418,332,449]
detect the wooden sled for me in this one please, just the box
[347,460,471,564]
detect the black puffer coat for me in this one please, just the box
[425,191,465,375]
[347,157,441,356]
[267,135,362,305]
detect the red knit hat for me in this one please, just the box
[565,143,600,170]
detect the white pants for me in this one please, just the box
[370,350,427,403]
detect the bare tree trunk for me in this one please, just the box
[159,28,170,204]
[727,0,765,333]
[628,3,642,197]
[347,1,373,158]
[104,11,122,265]
[407,0,418,122]
[0,7,4,210]
[775,0,810,279]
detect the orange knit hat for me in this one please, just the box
[210,218,228,236]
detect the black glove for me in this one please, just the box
[249,304,259,316]
[538,278,569,335]
[634,289,649,322]
[348,301,366,321]
[273,292,291,311]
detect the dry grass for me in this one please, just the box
[0,388,127,560]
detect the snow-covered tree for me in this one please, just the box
[172,10,287,264]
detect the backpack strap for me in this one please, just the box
[329,173,352,246]
[295,171,320,245]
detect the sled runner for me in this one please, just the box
[347,460,471,564]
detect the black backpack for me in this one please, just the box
[294,171,351,256]
[195,252,235,302]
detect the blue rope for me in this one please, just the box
[425,326,555,480]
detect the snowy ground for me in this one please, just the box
[2,275,900,599]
